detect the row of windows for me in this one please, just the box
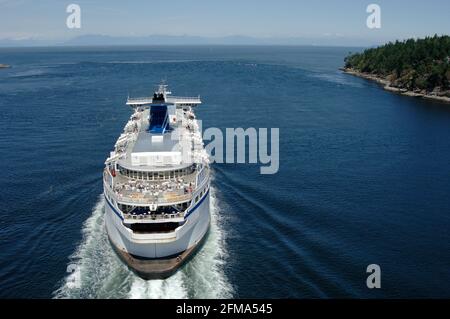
[193,185,209,205]
[117,165,195,181]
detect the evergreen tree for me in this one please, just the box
[344,35,450,92]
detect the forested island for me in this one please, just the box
[343,35,450,103]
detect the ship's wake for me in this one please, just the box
[53,187,233,299]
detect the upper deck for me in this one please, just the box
[104,84,209,207]
[111,107,205,170]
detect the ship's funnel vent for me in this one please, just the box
[149,104,170,134]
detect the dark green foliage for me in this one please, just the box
[344,35,450,91]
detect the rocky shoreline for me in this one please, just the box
[341,68,450,104]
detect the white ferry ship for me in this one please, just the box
[103,83,210,279]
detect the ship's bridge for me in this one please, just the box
[126,96,201,108]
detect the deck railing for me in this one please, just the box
[103,176,192,206]
[123,211,184,221]
[115,190,192,205]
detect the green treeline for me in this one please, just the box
[344,35,450,91]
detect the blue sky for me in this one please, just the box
[0,0,449,45]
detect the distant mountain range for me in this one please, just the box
[0,34,383,47]
[65,34,272,46]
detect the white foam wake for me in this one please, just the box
[54,188,232,299]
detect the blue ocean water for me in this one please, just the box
[1,46,450,298]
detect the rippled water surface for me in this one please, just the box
[1,46,450,298]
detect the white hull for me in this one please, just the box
[103,83,210,278]
[105,190,210,259]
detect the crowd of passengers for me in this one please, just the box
[113,178,194,196]
[117,164,196,180]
